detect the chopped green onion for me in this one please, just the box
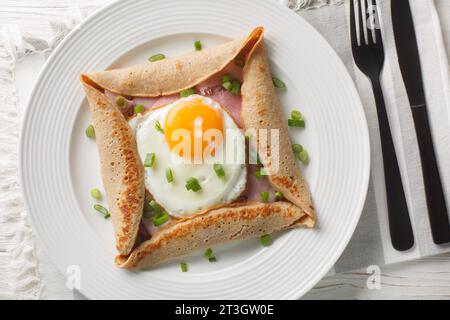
[149,200,162,216]
[260,234,272,246]
[204,248,213,258]
[292,143,304,153]
[144,195,152,211]
[288,118,305,128]
[180,261,188,272]
[272,77,286,89]
[165,167,174,183]
[152,211,169,226]
[155,120,164,134]
[94,204,110,219]
[115,96,126,107]
[85,125,95,138]
[213,164,225,178]
[194,40,202,51]
[230,80,241,96]
[144,153,155,168]
[134,104,145,114]
[148,53,165,62]
[90,188,101,200]
[298,149,309,165]
[143,195,153,218]
[208,256,217,262]
[186,177,202,192]
[144,199,163,219]
[222,81,233,91]
[180,88,195,97]
[291,110,303,120]
[254,168,264,179]
[260,191,269,202]
[222,75,232,83]
[274,191,283,201]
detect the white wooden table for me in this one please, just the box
[1,0,450,300]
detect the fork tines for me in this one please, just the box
[350,0,382,47]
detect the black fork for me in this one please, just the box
[350,0,414,251]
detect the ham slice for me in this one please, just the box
[244,165,275,201]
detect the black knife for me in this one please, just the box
[391,0,450,244]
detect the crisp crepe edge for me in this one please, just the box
[241,34,317,223]
[81,78,145,255]
[81,27,264,98]
[116,201,314,269]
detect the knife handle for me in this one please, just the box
[411,105,450,244]
[371,77,415,251]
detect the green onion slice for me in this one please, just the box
[144,153,155,168]
[222,81,233,91]
[291,110,303,120]
[85,125,95,138]
[208,256,217,262]
[254,168,264,179]
[260,234,272,246]
[194,40,202,51]
[149,200,162,215]
[180,261,188,272]
[143,195,153,218]
[213,164,225,178]
[148,53,165,62]
[94,204,110,219]
[288,118,305,128]
[165,167,174,183]
[186,177,202,192]
[152,211,169,226]
[274,191,283,201]
[90,188,101,200]
[222,75,232,83]
[180,88,195,97]
[260,191,269,202]
[292,143,304,153]
[230,80,241,96]
[134,104,145,114]
[272,77,286,89]
[115,96,126,107]
[256,153,262,165]
[155,120,164,134]
[204,248,213,258]
[298,149,309,165]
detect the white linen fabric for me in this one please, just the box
[0,0,449,299]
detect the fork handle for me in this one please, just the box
[411,105,450,244]
[371,77,415,251]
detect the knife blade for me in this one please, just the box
[391,0,450,244]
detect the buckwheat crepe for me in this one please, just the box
[81,27,316,268]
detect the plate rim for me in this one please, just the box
[19,0,370,299]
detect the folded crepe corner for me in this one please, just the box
[80,26,316,269]
[81,76,145,256]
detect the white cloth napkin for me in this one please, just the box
[0,0,449,299]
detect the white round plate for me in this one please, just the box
[20,0,370,299]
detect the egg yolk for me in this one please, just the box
[165,99,224,161]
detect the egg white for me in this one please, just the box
[130,95,247,217]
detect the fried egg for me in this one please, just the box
[130,94,246,217]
